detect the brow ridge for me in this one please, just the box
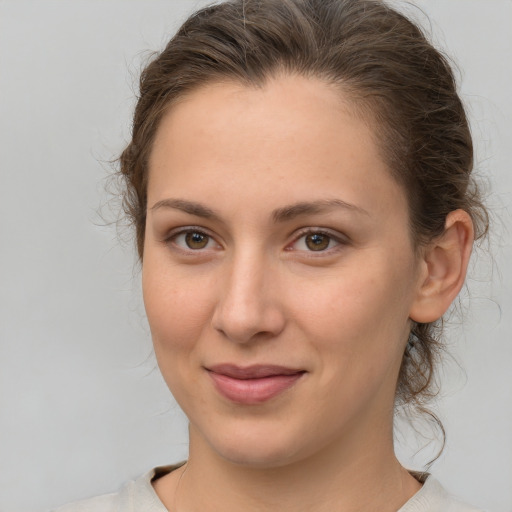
[271,198,368,223]
[150,197,367,223]
[150,198,219,220]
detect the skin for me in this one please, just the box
[142,74,473,511]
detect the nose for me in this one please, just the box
[211,250,286,344]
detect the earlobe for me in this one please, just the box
[409,209,474,324]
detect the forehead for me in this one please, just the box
[147,74,407,222]
[150,74,367,164]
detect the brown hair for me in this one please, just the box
[118,0,488,421]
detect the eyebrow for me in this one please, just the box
[271,199,368,222]
[150,198,220,220]
[149,198,368,222]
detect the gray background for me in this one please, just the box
[0,1,511,511]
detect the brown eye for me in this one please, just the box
[185,231,210,249]
[305,233,330,251]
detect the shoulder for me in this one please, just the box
[399,475,485,512]
[52,492,119,512]
[51,464,181,512]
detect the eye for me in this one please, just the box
[170,229,219,251]
[290,230,343,252]
[303,233,331,251]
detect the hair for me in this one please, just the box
[118,0,488,431]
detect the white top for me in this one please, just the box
[52,464,484,512]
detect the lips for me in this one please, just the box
[206,364,305,404]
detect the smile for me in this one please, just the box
[206,364,306,404]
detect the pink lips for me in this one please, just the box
[207,364,305,404]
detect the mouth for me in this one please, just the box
[206,364,306,404]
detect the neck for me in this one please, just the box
[157,419,421,512]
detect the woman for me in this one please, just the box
[55,0,488,510]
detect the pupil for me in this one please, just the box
[306,233,329,251]
[186,232,208,249]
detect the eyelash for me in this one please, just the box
[287,228,347,255]
[163,227,348,255]
[164,227,220,253]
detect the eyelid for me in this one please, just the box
[163,226,222,252]
[286,227,350,253]
[161,225,349,255]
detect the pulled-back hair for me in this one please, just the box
[119,0,488,420]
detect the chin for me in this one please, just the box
[215,442,301,469]
[194,417,314,469]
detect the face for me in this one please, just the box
[143,75,424,468]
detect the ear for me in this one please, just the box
[409,209,474,324]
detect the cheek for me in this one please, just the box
[142,263,218,407]
[142,258,215,354]
[289,264,415,425]
[290,257,415,365]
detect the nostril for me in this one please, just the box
[211,302,286,345]
[210,261,286,344]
